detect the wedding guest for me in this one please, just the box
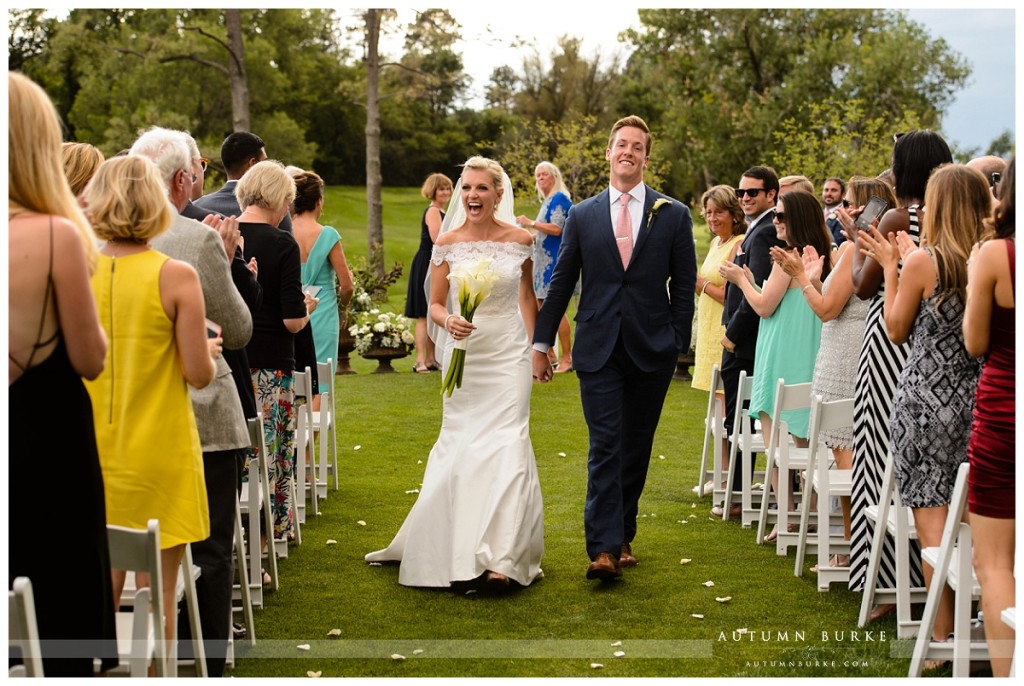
[407,172,452,373]
[847,130,951,616]
[61,141,104,202]
[83,154,217,657]
[517,161,574,372]
[367,157,543,590]
[721,190,829,540]
[692,185,745,497]
[778,174,814,195]
[236,160,316,544]
[294,170,353,403]
[963,155,1015,678]
[768,176,894,566]
[858,163,987,649]
[8,71,117,677]
[129,125,252,676]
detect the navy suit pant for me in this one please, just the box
[577,337,675,560]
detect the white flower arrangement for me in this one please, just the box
[349,309,415,354]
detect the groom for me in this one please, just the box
[533,115,696,581]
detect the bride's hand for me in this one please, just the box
[445,314,476,341]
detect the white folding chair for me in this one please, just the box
[293,366,317,523]
[721,371,768,527]
[8,577,44,677]
[231,496,256,645]
[107,519,166,677]
[793,395,854,589]
[1001,607,1016,677]
[694,364,728,505]
[858,452,927,638]
[242,415,280,595]
[909,462,988,677]
[312,358,338,497]
[755,379,813,553]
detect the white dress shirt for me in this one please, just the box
[609,182,647,243]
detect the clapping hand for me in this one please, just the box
[801,245,825,283]
[719,260,753,286]
[203,214,242,257]
[857,226,899,269]
[894,231,918,260]
[770,246,803,277]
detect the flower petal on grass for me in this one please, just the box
[691,614,704,619]
[405,489,419,494]
[690,503,697,509]
[613,650,626,658]
[368,562,382,567]
[465,589,477,595]
[353,445,362,451]
[326,539,338,545]
[610,641,622,647]
[658,454,665,460]
[297,644,311,651]
[558,452,567,457]
[413,649,424,655]
[417,460,423,464]
[680,558,692,565]
[702,580,715,587]
[391,654,405,661]
[327,628,342,636]
[356,520,367,526]
[590,663,604,669]
[307,671,322,678]
[716,597,733,603]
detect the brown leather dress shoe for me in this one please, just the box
[586,552,622,580]
[619,543,638,567]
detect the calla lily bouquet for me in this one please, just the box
[441,257,499,397]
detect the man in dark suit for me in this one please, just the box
[533,115,696,581]
[715,166,786,517]
[195,131,293,232]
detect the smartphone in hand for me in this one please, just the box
[302,285,322,298]
[854,195,888,231]
[205,318,222,339]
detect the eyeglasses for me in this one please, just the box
[181,168,197,184]
[198,157,209,172]
[734,188,766,198]
[990,171,1001,188]
[773,212,786,223]
[893,132,907,144]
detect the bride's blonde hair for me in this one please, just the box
[461,156,505,191]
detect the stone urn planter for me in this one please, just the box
[359,345,410,374]
[336,327,357,375]
[674,350,695,381]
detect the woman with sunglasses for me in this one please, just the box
[720,190,832,542]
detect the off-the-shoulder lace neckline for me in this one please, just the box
[436,239,530,249]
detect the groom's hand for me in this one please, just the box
[532,349,553,383]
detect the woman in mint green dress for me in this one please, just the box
[720,190,832,538]
[292,171,354,394]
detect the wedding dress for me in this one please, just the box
[365,239,544,587]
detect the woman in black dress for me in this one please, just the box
[8,71,117,676]
[407,173,453,373]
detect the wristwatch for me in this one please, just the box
[531,220,537,228]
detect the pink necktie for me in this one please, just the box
[615,193,633,269]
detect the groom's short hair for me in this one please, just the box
[608,115,652,155]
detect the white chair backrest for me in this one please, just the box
[8,577,44,677]
[293,366,312,399]
[107,518,165,675]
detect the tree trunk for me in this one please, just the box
[225,9,250,132]
[364,9,385,287]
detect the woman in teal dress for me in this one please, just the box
[720,190,832,539]
[292,171,354,396]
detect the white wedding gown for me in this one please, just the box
[365,240,544,587]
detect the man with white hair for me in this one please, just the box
[129,126,252,676]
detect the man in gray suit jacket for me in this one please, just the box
[131,127,252,676]
[533,116,696,581]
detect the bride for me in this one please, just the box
[365,156,544,589]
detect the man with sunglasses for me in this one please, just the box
[967,154,1007,200]
[713,166,786,518]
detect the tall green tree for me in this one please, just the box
[621,8,970,201]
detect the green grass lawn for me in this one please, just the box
[227,188,916,678]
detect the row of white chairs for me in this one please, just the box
[694,365,1017,675]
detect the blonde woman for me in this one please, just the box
[8,71,116,677]
[61,141,104,202]
[517,161,574,372]
[83,154,218,660]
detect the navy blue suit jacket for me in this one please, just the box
[534,185,696,373]
[721,212,786,360]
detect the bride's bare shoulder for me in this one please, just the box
[497,221,533,247]
[434,227,465,247]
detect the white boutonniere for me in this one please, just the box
[646,198,672,226]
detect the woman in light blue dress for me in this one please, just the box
[292,171,354,395]
[720,190,831,540]
[516,161,574,371]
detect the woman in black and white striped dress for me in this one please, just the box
[846,130,952,613]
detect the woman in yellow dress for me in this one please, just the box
[693,185,746,391]
[83,155,220,649]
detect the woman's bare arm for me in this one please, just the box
[160,259,216,388]
[51,218,107,379]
